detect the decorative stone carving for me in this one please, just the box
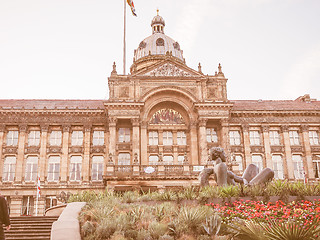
[148,146,158,153]
[62,125,71,132]
[131,118,140,127]
[119,87,129,98]
[301,125,309,132]
[40,124,49,132]
[3,147,18,154]
[19,124,27,132]
[250,146,264,153]
[108,117,117,127]
[163,146,173,152]
[242,124,249,132]
[90,146,105,154]
[117,143,131,151]
[231,146,244,153]
[291,146,304,152]
[262,125,269,132]
[207,87,216,99]
[270,146,285,153]
[198,119,207,127]
[144,63,193,77]
[281,125,289,132]
[84,124,92,132]
[0,124,5,132]
[25,146,40,154]
[311,146,320,152]
[47,147,62,154]
[69,147,83,154]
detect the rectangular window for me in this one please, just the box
[292,155,304,179]
[28,131,40,146]
[269,131,280,145]
[3,156,16,182]
[21,196,34,216]
[233,155,243,172]
[313,160,320,179]
[206,128,218,143]
[178,155,185,164]
[163,131,173,145]
[309,131,319,145]
[177,131,186,145]
[47,156,60,182]
[71,131,83,146]
[69,156,82,181]
[118,153,131,165]
[45,196,57,210]
[289,131,300,145]
[118,128,130,143]
[148,131,158,145]
[249,131,261,145]
[149,155,159,165]
[163,155,173,165]
[272,155,284,179]
[50,131,62,146]
[92,131,104,146]
[229,131,241,145]
[92,156,104,181]
[252,155,263,172]
[6,131,19,146]
[25,156,38,182]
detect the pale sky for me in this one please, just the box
[0,0,319,100]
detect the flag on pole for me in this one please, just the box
[127,0,137,16]
[37,176,41,198]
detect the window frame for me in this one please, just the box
[289,130,300,145]
[206,128,218,143]
[69,155,82,181]
[6,130,19,146]
[92,131,105,146]
[25,156,38,182]
[49,131,62,146]
[249,130,261,145]
[229,130,241,145]
[148,131,159,145]
[269,130,280,146]
[47,156,60,182]
[272,154,284,179]
[3,156,16,182]
[91,156,104,181]
[118,128,130,143]
[28,130,41,146]
[71,131,84,146]
[163,131,173,146]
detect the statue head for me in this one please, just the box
[209,147,226,162]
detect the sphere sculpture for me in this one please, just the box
[199,147,274,187]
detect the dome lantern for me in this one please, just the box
[151,9,165,34]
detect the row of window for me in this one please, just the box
[4,129,320,147]
[6,130,105,147]
[2,155,104,182]
[233,154,308,180]
[229,130,320,146]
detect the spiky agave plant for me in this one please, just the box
[202,213,222,237]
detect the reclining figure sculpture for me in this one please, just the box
[199,147,274,187]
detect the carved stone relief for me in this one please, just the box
[119,87,130,98]
[144,63,194,77]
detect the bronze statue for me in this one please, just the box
[199,147,274,187]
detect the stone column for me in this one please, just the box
[198,119,208,165]
[108,117,117,164]
[15,125,27,183]
[172,131,178,164]
[140,121,148,165]
[131,118,140,165]
[220,119,230,160]
[301,125,314,179]
[60,125,70,182]
[82,125,91,182]
[9,196,23,216]
[281,125,293,179]
[39,125,48,182]
[104,127,109,176]
[189,121,199,165]
[262,125,272,168]
[0,125,5,180]
[242,124,252,167]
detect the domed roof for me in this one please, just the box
[133,12,184,62]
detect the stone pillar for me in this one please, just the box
[301,125,314,179]
[140,121,148,165]
[172,131,178,164]
[242,124,252,167]
[0,125,5,180]
[82,125,91,182]
[108,117,117,164]
[131,118,140,165]
[61,125,70,182]
[198,119,208,165]
[189,121,199,165]
[281,125,293,179]
[220,119,230,160]
[39,125,48,182]
[262,125,272,168]
[9,196,23,216]
[104,127,109,176]
[15,125,27,183]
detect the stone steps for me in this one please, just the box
[4,216,59,240]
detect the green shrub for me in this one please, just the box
[218,185,240,198]
[148,221,168,239]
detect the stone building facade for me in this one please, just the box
[1,14,320,216]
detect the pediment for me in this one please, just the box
[135,60,203,78]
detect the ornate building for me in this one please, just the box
[1,13,320,216]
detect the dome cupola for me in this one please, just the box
[132,10,184,65]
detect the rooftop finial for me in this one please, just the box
[218,63,222,73]
[111,61,117,75]
[198,63,202,73]
[157,8,159,15]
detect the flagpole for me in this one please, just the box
[123,0,126,75]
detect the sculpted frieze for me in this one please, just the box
[229,116,320,123]
[197,110,229,118]
[108,110,140,117]
[3,147,18,154]
[144,63,194,77]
